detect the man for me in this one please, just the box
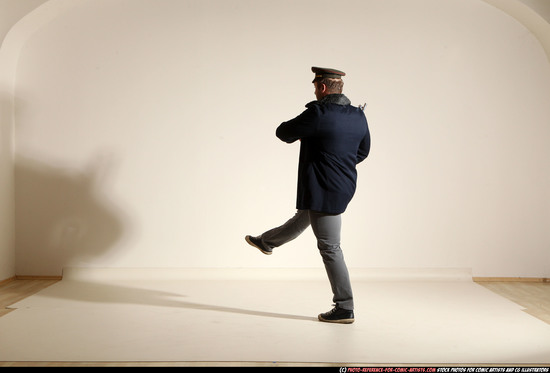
[245,66,371,324]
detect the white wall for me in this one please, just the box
[0,0,48,48]
[9,0,550,277]
[485,0,550,63]
[517,0,550,22]
[0,57,14,280]
[0,0,48,281]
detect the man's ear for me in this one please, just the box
[319,83,327,93]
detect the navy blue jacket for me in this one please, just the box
[276,94,370,214]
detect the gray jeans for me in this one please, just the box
[258,209,354,310]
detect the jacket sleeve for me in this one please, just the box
[356,122,371,164]
[276,106,318,143]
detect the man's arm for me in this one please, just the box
[276,107,318,143]
[356,126,371,164]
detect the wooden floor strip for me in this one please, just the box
[474,277,549,283]
[0,279,60,310]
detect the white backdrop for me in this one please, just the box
[9,0,550,277]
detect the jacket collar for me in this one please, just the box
[307,94,351,108]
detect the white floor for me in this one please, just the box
[1,268,550,365]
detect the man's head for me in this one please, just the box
[311,66,345,100]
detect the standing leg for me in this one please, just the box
[246,210,310,254]
[309,210,354,311]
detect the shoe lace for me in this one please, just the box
[326,305,339,315]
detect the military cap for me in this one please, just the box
[311,66,346,83]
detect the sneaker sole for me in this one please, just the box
[318,315,355,324]
[245,236,272,255]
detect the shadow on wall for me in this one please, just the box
[0,94,13,155]
[15,155,127,276]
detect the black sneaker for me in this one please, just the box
[245,235,272,255]
[318,306,355,324]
